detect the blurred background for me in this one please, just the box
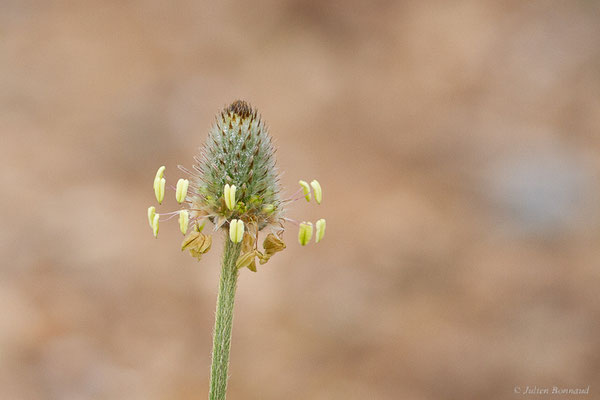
[1,1,600,399]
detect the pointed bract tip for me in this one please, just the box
[226,100,252,118]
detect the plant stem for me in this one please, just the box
[209,238,242,400]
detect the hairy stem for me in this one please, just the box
[209,238,242,400]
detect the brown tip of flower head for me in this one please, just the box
[227,100,252,118]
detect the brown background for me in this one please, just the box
[2,1,600,399]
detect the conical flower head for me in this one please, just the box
[147,100,326,268]
[192,100,281,230]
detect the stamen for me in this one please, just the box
[147,206,156,228]
[315,219,326,243]
[152,213,160,237]
[224,184,237,210]
[298,180,311,202]
[310,180,322,204]
[229,219,244,243]
[154,165,166,182]
[158,209,188,217]
[298,222,313,246]
[154,177,165,204]
[153,166,166,204]
[179,210,190,235]
[281,187,305,203]
[282,217,300,226]
[176,179,190,203]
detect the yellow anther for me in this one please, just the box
[262,204,275,214]
[153,166,166,203]
[298,221,313,246]
[154,165,166,182]
[224,184,237,210]
[315,218,326,243]
[310,180,322,204]
[176,179,189,204]
[154,177,165,204]
[152,213,160,238]
[229,185,237,209]
[299,180,311,202]
[147,206,156,228]
[229,219,244,243]
[179,210,189,235]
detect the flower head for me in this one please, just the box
[147,100,326,270]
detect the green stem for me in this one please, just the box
[209,238,242,400]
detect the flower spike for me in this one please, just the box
[176,179,189,204]
[224,184,237,210]
[147,103,327,254]
[315,218,326,243]
[298,221,313,246]
[179,210,189,235]
[152,213,160,238]
[146,101,327,400]
[147,206,156,228]
[299,180,311,202]
[229,219,244,243]
[310,180,322,204]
